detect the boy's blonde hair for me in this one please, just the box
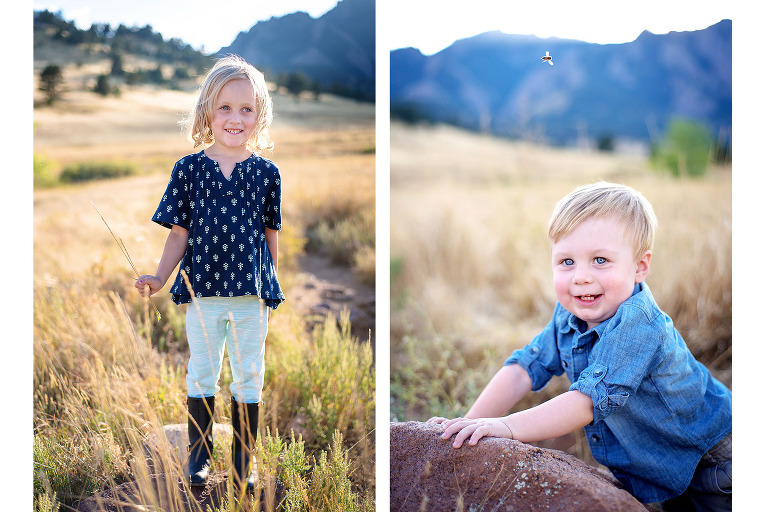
[548,182,657,261]
[183,54,274,153]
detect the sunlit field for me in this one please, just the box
[390,122,731,464]
[33,80,375,511]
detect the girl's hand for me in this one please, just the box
[135,275,163,298]
[426,416,449,425]
[440,417,514,448]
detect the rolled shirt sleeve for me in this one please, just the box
[505,307,566,391]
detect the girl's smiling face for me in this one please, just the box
[209,79,257,155]
[551,216,651,330]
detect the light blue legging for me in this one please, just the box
[185,296,269,403]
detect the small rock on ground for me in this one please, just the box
[74,424,285,512]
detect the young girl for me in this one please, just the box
[135,55,284,490]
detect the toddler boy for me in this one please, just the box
[435,182,732,511]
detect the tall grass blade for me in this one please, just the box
[91,201,162,321]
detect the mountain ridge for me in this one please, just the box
[391,20,731,147]
[220,0,375,101]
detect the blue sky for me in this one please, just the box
[32,0,734,56]
[382,0,733,54]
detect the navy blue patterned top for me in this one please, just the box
[152,151,285,309]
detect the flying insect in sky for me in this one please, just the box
[541,50,553,65]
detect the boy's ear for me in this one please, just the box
[635,251,652,283]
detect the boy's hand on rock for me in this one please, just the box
[426,416,449,425]
[440,417,514,448]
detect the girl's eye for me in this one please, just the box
[242,107,252,113]
[220,105,230,111]
[594,257,607,265]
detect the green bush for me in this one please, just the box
[313,208,375,268]
[652,119,713,177]
[34,153,58,188]
[59,162,137,183]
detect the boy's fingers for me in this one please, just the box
[469,425,490,446]
[453,425,476,448]
[442,416,465,429]
[440,420,464,439]
[444,421,493,448]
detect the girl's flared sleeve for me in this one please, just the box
[153,158,191,230]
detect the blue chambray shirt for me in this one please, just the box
[152,151,285,309]
[505,282,731,503]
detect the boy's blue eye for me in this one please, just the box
[562,258,574,266]
[595,257,607,264]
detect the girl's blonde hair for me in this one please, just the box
[548,182,658,261]
[183,54,274,153]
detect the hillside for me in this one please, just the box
[33,9,212,88]
[34,4,375,103]
[391,20,731,148]
[220,0,375,101]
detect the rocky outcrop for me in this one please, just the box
[390,421,648,512]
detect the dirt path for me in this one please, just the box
[288,253,375,348]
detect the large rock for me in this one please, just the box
[142,423,233,470]
[390,421,648,512]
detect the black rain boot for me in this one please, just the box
[187,396,215,486]
[231,397,259,491]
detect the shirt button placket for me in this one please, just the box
[585,425,605,460]
[571,345,589,381]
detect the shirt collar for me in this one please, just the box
[558,282,647,336]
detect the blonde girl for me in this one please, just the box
[136,55,283,490]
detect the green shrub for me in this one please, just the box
[59,161,137,183]
[34,490,59,512]
[652,119,713,177]
[34,153,58,188]
[313,207,375,269]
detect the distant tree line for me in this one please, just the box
[35,10,217,102]
[35,10,373,103]
[34,10,211,71]
[264,70,373,102]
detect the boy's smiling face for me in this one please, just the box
[551,216,651,330]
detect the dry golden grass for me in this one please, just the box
[390,122,732,442]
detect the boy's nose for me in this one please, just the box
[572,264,593,284]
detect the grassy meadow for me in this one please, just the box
[390,122,731,463]
[33,70,375,511]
